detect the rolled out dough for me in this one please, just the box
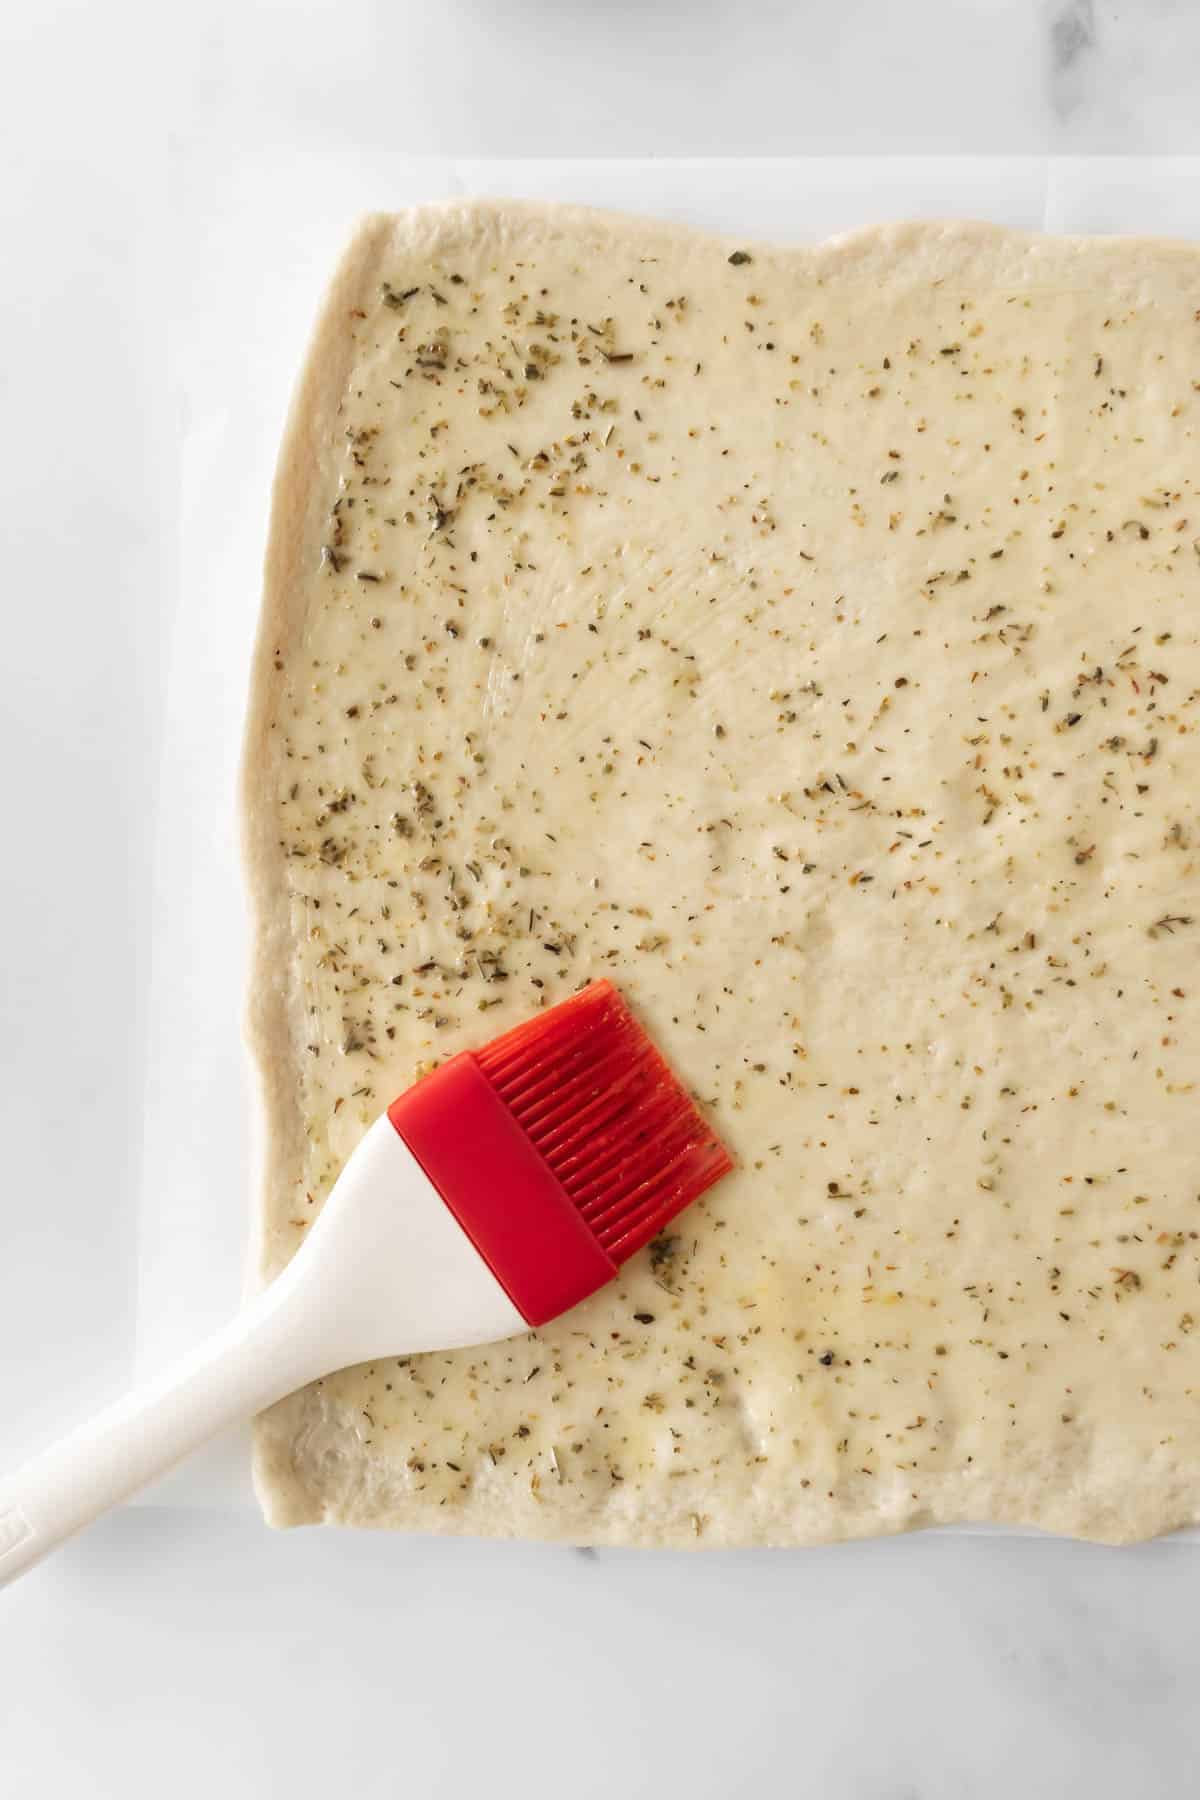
[244,203,1199,1544]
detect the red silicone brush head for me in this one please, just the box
[474,980,732,1265]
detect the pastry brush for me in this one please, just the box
[0,980,731,1586]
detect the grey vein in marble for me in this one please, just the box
[1049,0,1098,117]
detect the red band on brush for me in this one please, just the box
[388,1053,617,1328]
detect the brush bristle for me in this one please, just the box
[474,980,732,1264]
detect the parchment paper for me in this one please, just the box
[142,154,1199,1513]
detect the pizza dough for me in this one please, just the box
[243,202,1199,1544]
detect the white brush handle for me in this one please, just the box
[0,1266,318,1587]
[0,1117,526,1588]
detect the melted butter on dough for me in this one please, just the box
[243,204,1199,1544]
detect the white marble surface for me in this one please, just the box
[172,0,1200,155]
[1,4,1198,1797]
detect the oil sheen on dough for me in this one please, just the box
[243,204,1199,1544]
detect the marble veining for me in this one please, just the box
[1037,0,1200,151]
[1049,0,1099,116]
